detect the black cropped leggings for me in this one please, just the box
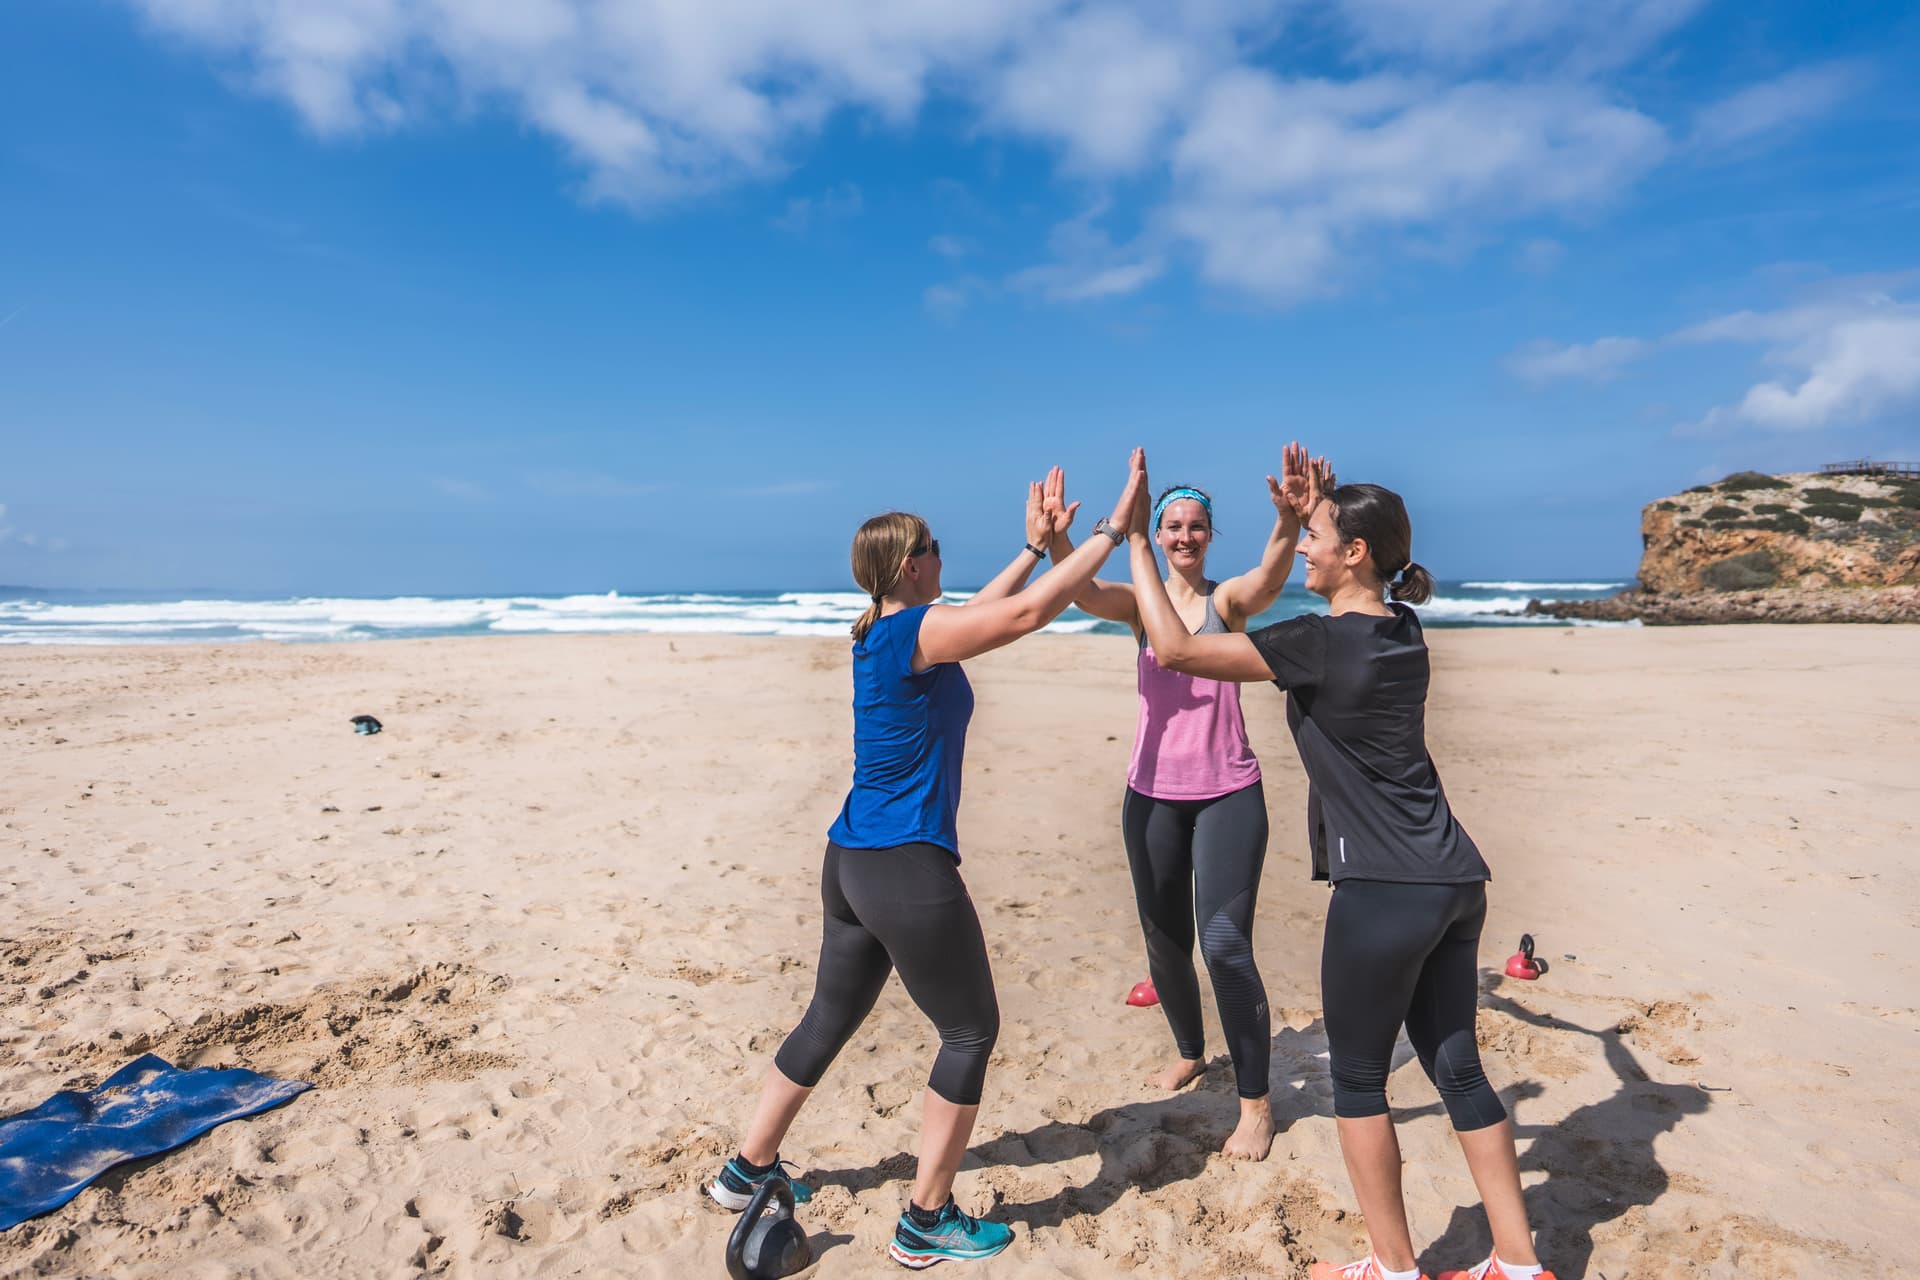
[1321,878,1506,1130]
[1122,781,1271,1099]
[774,841,999,1107]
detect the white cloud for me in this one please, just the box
[121,1,1848,305]
[985,7,1210,174]
[1009,202,1164,302]
[928,234,974,258]
[1166,72,1666,301]
[1691,61,1866,150]
[1507,336,1650,384]
[1681,292,1920,432]
[1333,0,1708,68]
[1511,274,1920,431]
[1015,256,1164,302]
[130,0,1055,201]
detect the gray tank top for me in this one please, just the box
[1136,582,1228,648]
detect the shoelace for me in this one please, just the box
[1461,1257,1500,1280]
[1335,1258,1385,1280]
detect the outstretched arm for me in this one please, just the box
[968,479,1053,605]
[1214,442,1330,627]
[919,452,1147,666]
[1128,470,1275,682]
[1043,466,1141,627]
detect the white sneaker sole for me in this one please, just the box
[707,1179,752,1212]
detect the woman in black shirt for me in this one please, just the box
[1128,464,1554,1280]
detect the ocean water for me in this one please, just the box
[0,581,1632,645]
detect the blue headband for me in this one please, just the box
[1152,487,1213,531]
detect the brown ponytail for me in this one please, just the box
[849,511,929,642]
[1389,561,1434,605]
[1324,483,1434,605]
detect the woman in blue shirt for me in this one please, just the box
[711,452,1146,1270]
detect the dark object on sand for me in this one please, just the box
[1504,933,1547,981]
[350,715,383,735]
[0,1054,310,1230]
[725,1175,813,1280]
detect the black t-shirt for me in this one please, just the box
[1249,603,1489,885]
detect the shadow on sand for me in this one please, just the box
[1419,994,1711,1280]
[806,1019,1330,1233]
[802,992,1709,1279]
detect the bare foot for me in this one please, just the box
[1221,1096,1275,1160]
[1148,1056,1207,1091]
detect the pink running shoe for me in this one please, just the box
[1437,1253,1557,1280]
[1309,1256,1432,1280]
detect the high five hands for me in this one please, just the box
[1130,449,1155,535]
[1036,457,1144,541]
[1039,466,1080,539]
[1025,478,1051,550]
[1268,441,1336,523]
[1109,448,1148,536]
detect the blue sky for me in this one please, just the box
[2,0,1917,593]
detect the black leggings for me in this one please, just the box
[774,841,1000,1107]
[1321,878,1505,1130]
[1122,781,1271,1099]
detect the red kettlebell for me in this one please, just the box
[1125,980,1159,1007]
[1504,933,1547,980]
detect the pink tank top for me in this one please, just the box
[1127,586,1262,800]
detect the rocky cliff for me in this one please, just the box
[1531,469,1920,624]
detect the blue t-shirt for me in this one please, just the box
[828,604,975,858]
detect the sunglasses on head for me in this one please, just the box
[911,538,941,559]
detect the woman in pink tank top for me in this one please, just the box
[1041,443,1329,1160]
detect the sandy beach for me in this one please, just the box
[2,626,1916,1279]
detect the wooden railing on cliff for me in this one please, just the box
[1822,459,1920,477]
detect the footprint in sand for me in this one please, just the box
[661,959,752,987]
[1837,1000,1920,1030]
[624,1129,733,1197]
[1611,998,1705,1068]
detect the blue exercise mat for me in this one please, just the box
[0,1054,310,1230]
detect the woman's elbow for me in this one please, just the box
[1155,641,1199,672]
[1009,599,1052,636]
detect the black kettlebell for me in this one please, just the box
[725,1175,812,1280]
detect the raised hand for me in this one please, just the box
[1041,465,1080,536]
[1026,479,1050,548]
[1121,447,1151,535]
[1271,440,1314,522]
[1308,454,1337,513]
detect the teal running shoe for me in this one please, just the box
[707,1154,814,1211]
[887,1198,1014,1269]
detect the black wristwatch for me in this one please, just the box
[1091,517,1123,545]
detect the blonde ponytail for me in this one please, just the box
[849,512,929,642]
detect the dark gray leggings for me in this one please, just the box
[773,841,1000,1106]
[1321,878,1505,1130]
[1122,780,1271,1099]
